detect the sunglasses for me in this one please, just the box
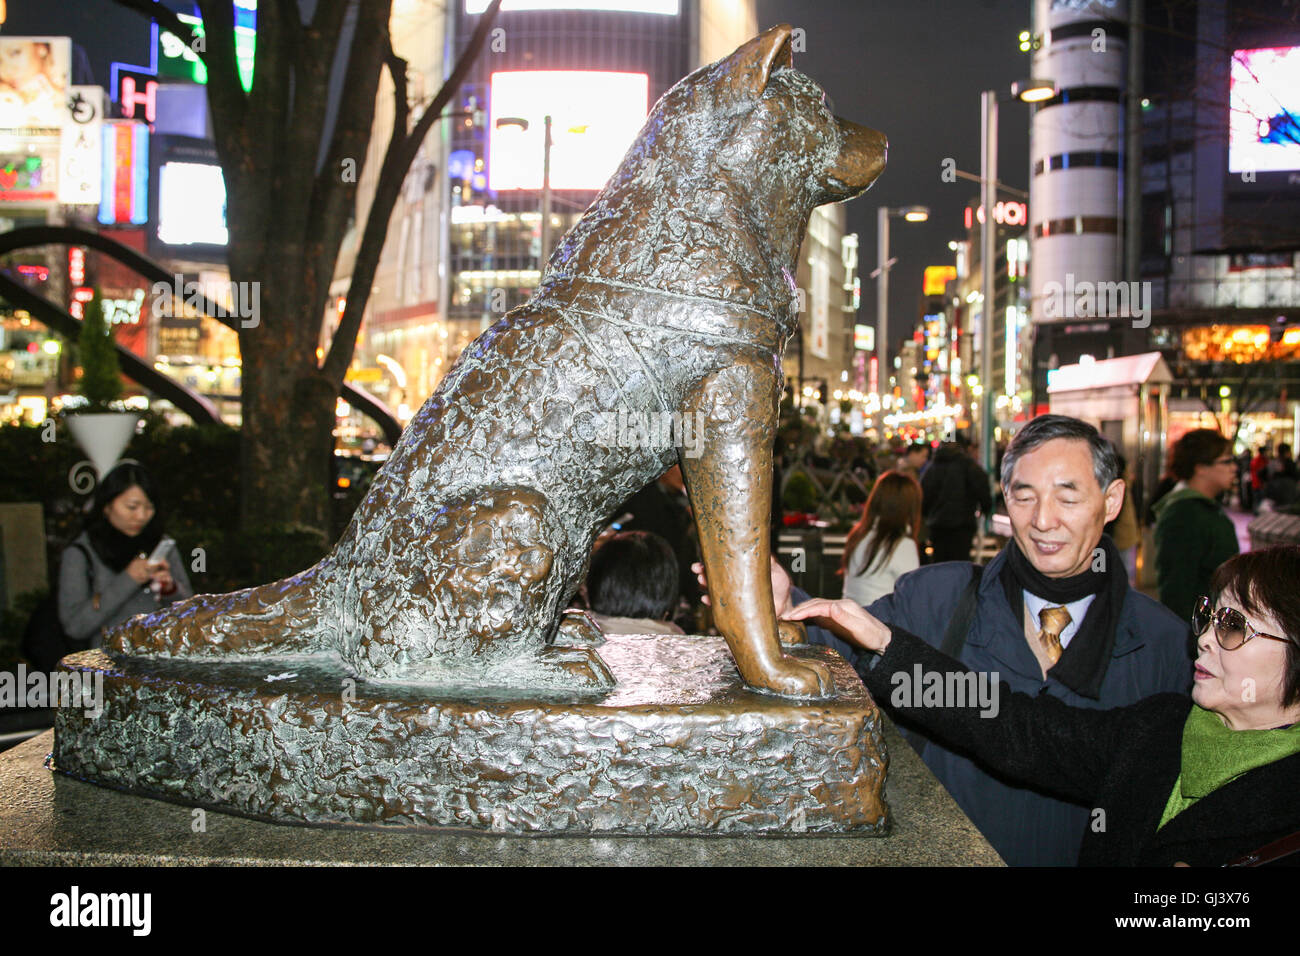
[1192,596,1297,651]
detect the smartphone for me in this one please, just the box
[147,537,174,567]
[147,537,175,595]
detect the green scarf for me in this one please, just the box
[1159,705,1300,830]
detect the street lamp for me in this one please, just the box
[874,204,929,403]
[495,114,554,267]
[978,77,1055,482]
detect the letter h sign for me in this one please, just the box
[120,75,158,124]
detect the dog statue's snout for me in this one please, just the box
[823,117,887,201]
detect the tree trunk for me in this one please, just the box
[237,306,337,533]
[110,0,504,535]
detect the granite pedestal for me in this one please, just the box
[0,718,1001,865]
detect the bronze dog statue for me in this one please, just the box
[108,25,886,698]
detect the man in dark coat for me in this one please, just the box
[788,415,1192,865]
[783,545,1300,866]
[921,435,993,563]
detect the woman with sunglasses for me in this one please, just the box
[784,546,1300,866]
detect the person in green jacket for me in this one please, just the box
[1153,429,1239,624]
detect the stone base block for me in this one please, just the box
[53,633,888,834]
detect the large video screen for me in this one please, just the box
[157,162,228,246]
[1230,46,1300,174]
[466,1,678,13]
[488,70,648,192]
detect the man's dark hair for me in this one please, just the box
[587,531,679,620]
[1169,429,1231,481]
[1280,443,1293,458]
[1211,547,1300,707]
[999,414,1121,491]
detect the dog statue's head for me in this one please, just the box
[619,24,886,213]
[550,25,885,309]
[705,24,887,207]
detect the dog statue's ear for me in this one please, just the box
[719,24,793,94]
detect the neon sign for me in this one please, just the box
[98,121,149,225]
[964,201,1028,229]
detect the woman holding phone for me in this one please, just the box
[58,461,194,648]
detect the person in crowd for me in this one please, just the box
[920,433,992,563]
[697,414,1191,865]
[896,441,930,483]
[58,461,194,646]
[585,531,684,635]
[1251,445,1271,511]
[784,546,1300,866]
[840,471,921,607]
[618,464,700,609]
[1238,448,1255,511]
[1145,455,1179,526]
[1103,448,1140,581]
[1270,442,1297,480]
[1153,429,1240,625]
[1261,443,1299,510]
[1262,466,1299,510]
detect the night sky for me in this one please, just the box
[758,0,1034,351]
[6,0,1033,350]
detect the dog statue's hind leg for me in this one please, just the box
[681,354,832,698]
[103,562,334,660]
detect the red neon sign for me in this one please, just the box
[120,75,158,124]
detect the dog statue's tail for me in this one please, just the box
[103,561,336,662]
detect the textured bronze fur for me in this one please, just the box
[106,25,886,698]
[55,640,890,833]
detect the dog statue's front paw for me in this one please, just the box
[556,609,606,647]
[755,656,833,698]
[536,645,617,691]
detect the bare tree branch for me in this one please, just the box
[322,0,506,384]
[300,0,396,344]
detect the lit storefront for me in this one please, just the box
[1162,323,1300,453]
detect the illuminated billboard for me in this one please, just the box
[0,37,70,129]
[1230,47,1300,174]
[98,121,149,224]
[467,0,678,12]
[489,71,648,192]
[60,86,104,205]
[923,265,957,297]
[159,2,258,94]
[157,162,228,246]
[0,148,56,203]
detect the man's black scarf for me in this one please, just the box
[999,534,1127,699]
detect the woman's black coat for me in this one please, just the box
[862,628,1300,865]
